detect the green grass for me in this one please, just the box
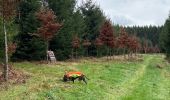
[0,54,170,100]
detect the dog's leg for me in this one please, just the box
[63,75,68,82]
[82,77,87,84]
[71,78,75,83]
[84,75,90,80]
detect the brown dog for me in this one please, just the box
[63,71,89,84]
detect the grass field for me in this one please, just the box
[0,54,170,100]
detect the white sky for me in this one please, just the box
[78,0,170,26]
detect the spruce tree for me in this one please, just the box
[13,0,46,61]
[80,0,105,56]
[48,0,85,60]
[160,15,170,59]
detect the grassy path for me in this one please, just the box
[121,55,170,100]
[0,54,170,100]
[105,56,152,100]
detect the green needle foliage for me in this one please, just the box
[160,15,170,60]
[12,0,46,61]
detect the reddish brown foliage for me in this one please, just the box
[82,39,91,47]
[94,38,103,47]
[36,8,62,41]
[146,45,160,53]
[72,35,80,49]
[127,36,140,52]
[0,0,20,20]
[108,37,116,48]
[117,27,129,49]
[8,42,17,55]
[153,45,160,53]
[0,65,29,84]
[99,20,115,47]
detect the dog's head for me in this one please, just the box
[63,74,68,82]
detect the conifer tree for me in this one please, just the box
[80,0,105,56]
[13,0,46,61]
[48,0,86,60]
[160,15,170,60]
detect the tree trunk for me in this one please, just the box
[86,47,88,57]
[3,19,9,81]
[46,41,49,62]
[71,48,73,60]
[135,49,137,57]
[96,47,98,57]
[110,48,112,60]
[116,48,119,55]
[112,48,115,59]
[107,47,109,60]
[127,50,130,59]
[76,48,77,59]
[123,48,126,59]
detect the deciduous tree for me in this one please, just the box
[82,39,91,56]
[0,0,20,81]
[94,37,103,57]
[36,8,62,61]
[117,27,129,58]
[72,35,80,59]
[99,20,115,59]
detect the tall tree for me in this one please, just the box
[13,0,46,61]
[127,35,140,57]
[117,27,129,58]
[0,0,20,81]
[48,0,86,60]
[36,8,62,61]
[99,20,114,59]
[80,0,105,56]
[160,15,170,60]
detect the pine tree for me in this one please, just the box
[13,0,46,61]
[48,0,86,60]
[160,15,170,60]
[80,0,105,56]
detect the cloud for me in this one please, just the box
[78,0,170,26]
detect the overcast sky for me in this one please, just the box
[78,0,170,26]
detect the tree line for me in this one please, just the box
[159,14,170,61]
[1,0,169,81]
[0,0,163,62]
